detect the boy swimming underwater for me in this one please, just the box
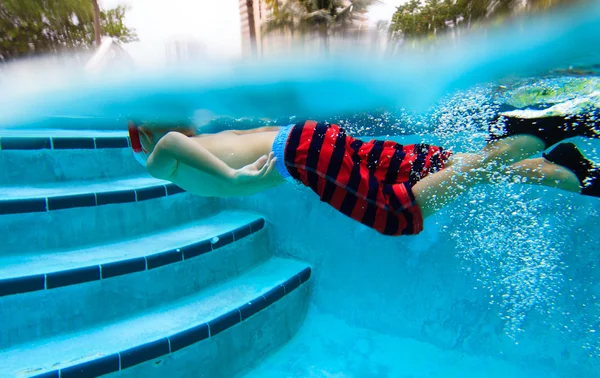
[129,113,599,236]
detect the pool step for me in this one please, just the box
[0,129,129,149]
[0,175,181,215]
[0,211,265,296]
[0,191,218,255]
[0,129,128,140]
[0,211,271,349]
[0,129,314,377]
[0,258,311,378]
[0,130,143,186]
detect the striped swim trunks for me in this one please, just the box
[273,121,452,236]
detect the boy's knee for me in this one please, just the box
[483,135,544,163]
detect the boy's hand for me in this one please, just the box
[231,153,277,185]
[138,127,155,154]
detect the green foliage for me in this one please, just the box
[100,5,137,43]
[265,0,280,17]
[0,0,137,61]
[390,0,577,40]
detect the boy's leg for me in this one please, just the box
[447,155,582,192]
[413,135,545,218]
[494,158,581,193]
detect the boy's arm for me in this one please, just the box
[148,131,234,180]
[147,132,275,184]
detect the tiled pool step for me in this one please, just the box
[0,258,311,378]
[0,176,184,215]
[0,129,143,186]
[0,130,129,150]
[0,212,264,297]
[0,193,217,255]
[0,148,145,186]
[0,212,272,349]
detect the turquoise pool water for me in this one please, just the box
[223,76,600,377]
[0,2,599,377]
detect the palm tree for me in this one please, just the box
[263,0,379,52]
[262,0,301,37]
[265,0,280,17]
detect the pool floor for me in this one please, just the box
[242,307,547,378]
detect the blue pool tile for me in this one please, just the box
[146,250,182,270]
[120,338,170,369]
[96,190,136,206]
[165,184,185,196]
[31,370,59,378]
[182,240,212,260]
[95,137,129,149]
[249,218,265,233]
[101,257,146,279]
[0,275,45,297]
[297,267,312,284]
[0,137,51,150]
[51,137,95,150]
[211,232,234,250]
[60,354,120,378]
[263,285,285,306]
[47,193,96,211]
[233,225,252,241]
[283,275,301,295]
[135,186,167,202]
[208,309,241,337]
[239,297,267,321]
[46,266,101,289]
[0,198,46,215]
[169,323,209,352]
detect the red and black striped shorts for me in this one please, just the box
[281,121,452,235]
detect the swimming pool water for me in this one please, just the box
[1,3,599,377]
[220,114,599,377]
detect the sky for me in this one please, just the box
[369,0,406,26]
[100,0,406,65]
